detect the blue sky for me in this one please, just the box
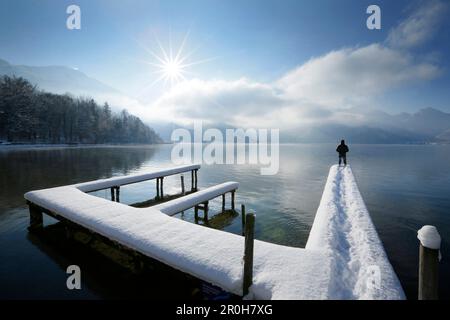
[1,0,449,126]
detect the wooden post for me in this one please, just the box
[116,187,120,203]
[191,170,194,190]
[241,204,246,235]
[222,194,226,212]
[194,205,199,221]
[231,191,235,211]
[418,225,441,300]
[160,177,164,199]
[28,203,43,231]
[243,213,255,296]
[110,187,115,202]
[204,201,209,221]
[194,169,198,190]
[156,178,160,199]
[181,175,185,195]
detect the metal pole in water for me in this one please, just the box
[418,225,441,300]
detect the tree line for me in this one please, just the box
[0,76,162,144]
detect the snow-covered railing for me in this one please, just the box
[24,164,405,300]
[154,182,239,217]
[73,164,200,202]
[74,164,200,193]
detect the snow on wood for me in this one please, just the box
[74,164,200,192]
[154,182,238,215]
[306,165,405,299]
[417,225,441,250]
[24,164,405,300]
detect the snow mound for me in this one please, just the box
[417,225,441,250]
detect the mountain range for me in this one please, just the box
[1,57,449,144]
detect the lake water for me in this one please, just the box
[0,144,449,299]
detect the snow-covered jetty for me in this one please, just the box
[24,164,405,299]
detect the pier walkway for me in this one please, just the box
[24,164,405,299]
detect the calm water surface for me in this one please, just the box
[0,144,449,299]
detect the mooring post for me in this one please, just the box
[28,203,43,231]
[160,177,164,199]
[231,191,235,211]
[116,187,120,203]
[241,204,246,235]
[418,225,441,300]
[243,213,255,296]
[110,187,115,202]
[181,175,185,195]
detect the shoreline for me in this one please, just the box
[0,141,448,151]
[0,142,173,150]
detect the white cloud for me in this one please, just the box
[127,1,444,129]
[387,0,448,49]
[277,43,440,108]
[145,42,440,128]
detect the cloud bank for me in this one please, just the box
[132,0,446,129]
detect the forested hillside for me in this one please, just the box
[0,76,162,144]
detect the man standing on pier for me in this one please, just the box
[336,140,349,166]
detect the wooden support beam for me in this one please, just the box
[181,175,185,195]
[28,203,43,232]
[231,191,235,211]
[241,204,246,235]
[156,178,160,199]
[194,205,199,221]
[204,201,209,221]
[110,187,115,202]
[222,194,226,212]
[191,170,194,190]
[243,213,255,296]
[194,169,198,190]
[115,186,120,203]
[160,177,164,199]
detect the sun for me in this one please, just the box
[162,59,184,83]
[137,31,217,91]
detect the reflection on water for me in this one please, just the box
[1,144,450,299]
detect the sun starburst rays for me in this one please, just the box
[135,31,219,96]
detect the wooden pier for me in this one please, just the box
[24,164,406,300]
